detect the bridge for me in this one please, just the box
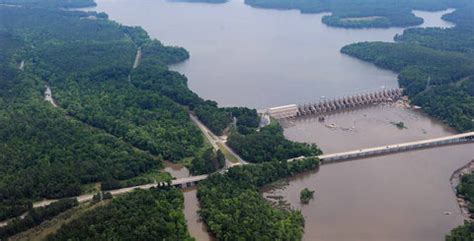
[263,88,403,119]
[32,175,211,209]
[117,132,474,189]
[291,132,474,164]
[29,131,474,211]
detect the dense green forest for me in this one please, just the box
[0,1,322,234]
[47,188,194,241]
[341,4,474,131]
[245,0,471,28]
[0,0,205,224]
[0,198,78,239]
[197,158,319,240]
[228,122,321,163]
[0,0,96,8]
[446,172,474,241]
[4,6,205,161]
[0,23,163,223]
[189,148,226,175]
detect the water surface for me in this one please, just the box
[94,1,453,108]
[90,1,464,240]
[276,105,472,241]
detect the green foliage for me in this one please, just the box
[197,158,319,240]
[442,3,474,30]
[0,0,96,8]
[0,198,78,239]
[457,172,474,214]
[0,1,202,223]
[341,42,474,85]
[322,15,394,29]
[446,172,474,241]
[411,81,474,131]
[47,188,194,241]
[341,4,474,132]
[0,65,159,220]
[195,102,232,135]
[228,122,321,163]
[0,5,205,162]
[244,0,466,28]
[225,107,260,134]
[101,171,172,191]
[300,188,315,204]
[141,40,190,66]
[189,148,226,175]
[395,28,474,53]
[445,221,474,241]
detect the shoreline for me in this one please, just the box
[450,159,474,221]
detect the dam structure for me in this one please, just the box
[264,88,403,119]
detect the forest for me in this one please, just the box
[227,122,321,163]
[46,188,194,241]
[446,172,474,241]
[0,0,96,8]
[0,3,202,222]
[189,148,226,175]
[0,0,321,235]
[197,158,319,240]
[0,198,78,239]
[0,22,165,223]
[341,3,474,132]
[244,0,470,28]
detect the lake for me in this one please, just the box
[91,1,468,240]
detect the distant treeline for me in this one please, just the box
[0,0,96,8]
[245,0,471,28]
[341,3,474,132]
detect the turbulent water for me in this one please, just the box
[91,1,467,240]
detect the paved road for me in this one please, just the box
[19,130,471,221]
[189,113,248,166]
[288,131,474,163]
[32,175,209,209]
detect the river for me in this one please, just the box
[91,1,469,240]
[277,105,473,241]
[163,161,215,240]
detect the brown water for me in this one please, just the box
[89,1,466,240]
[164,161,191,178]
[164,161,213,240]
[183,188,216,241]
[273,105,473,241]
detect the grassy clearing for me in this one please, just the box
[341,16,384,22]
[122,169,172,186]
[10,201,111,241]
[217,142,239,163]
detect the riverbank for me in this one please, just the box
[450,160,474,221]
